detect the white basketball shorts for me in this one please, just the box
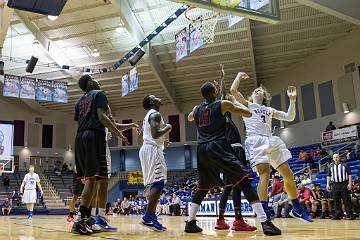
[245,135,292,170]
[139,143,167,186]
[22,189,37,204]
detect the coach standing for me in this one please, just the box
[326,154,355,220]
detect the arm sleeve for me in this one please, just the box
[345,164,352,175]
[95,91,109,111]
[272,99,296,122]
[74,105,79,121]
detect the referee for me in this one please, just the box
[326,153,355,220]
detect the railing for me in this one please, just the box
[40,173,61,201]
[318,142,355,171]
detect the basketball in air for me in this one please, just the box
[211,0,241,8]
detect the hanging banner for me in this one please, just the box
[121,74,129,97]
[175,27,188,62]
[250,0,269,10]
[129,67,138,92]
[127,171,144,185]
[53,81,68,103]
[20,76,36,100]
[36,79,53,102]
[189,23,203,53]
[228,15,244,28]
[322,125,359,146]
[3,74,20,98]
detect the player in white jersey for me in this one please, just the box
[139,95,172,231]
[20,165,43,219]
[230,72,313,222]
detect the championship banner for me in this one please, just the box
[121,74,129,97]
[322,125,359,146]
[36,79,54,101]
[129,67,138,92]
[3,74,20,98]
[127,171,143,185]
[187,199,255,216]
[189,23,203,53]
[20,77,36,100]
[0,123,14,157]
[175,27,188,62]
[53,81,68,103]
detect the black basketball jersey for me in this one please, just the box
[194,100,226,144]
[225,113,242,144]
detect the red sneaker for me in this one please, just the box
[231,219,257,231]
[215,219,230,230]
[67,215,75,222]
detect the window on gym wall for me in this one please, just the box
[318,81,336,117]
[271,94,281,128]
[301,83,317,121]
[42,124,53,148]
[168,115,180,142]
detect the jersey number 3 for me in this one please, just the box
[261,115,266,123]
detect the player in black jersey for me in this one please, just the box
[185,82,281,236]
[214,67,256,231]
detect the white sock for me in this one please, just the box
[188,203,200,222]
[91,208,96,216]
[252,202,268,223]
[98,208,105,217]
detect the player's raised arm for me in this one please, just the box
[149,112,172,139]
[187,106,197,122]
[272,86,297,122]
[221,100,252,118]
[230,72,250,106]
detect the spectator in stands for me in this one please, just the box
[299,149,308,161]
[106,202,113,215]
[274,187,291,218]
[270,175,283,214]
[112,200,121,215]
[310,147,316,161]
[3,176,10,193]
[68,164,74,173]
[121,197,131,215]
[62,163,69,173]
[158,194,169,215]
[355,140,360,153]
[310,184,328,218]
[298,184,311,213]
[169,193,181,216]
[351,180,360,216]
[326,121,336,131]
[346,148,356,162]
[11,187,21,206]
[301,173,312,189]
[2,198,12,215]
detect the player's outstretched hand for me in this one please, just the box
[166,124,172,132]
[121,134,130,145]
[287,86,297,100]
[326,184,331,192]
[238,72,249,80]
[106,132,112,141]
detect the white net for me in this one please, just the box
[185,7,220,44]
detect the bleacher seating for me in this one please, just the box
[43,170,74,204]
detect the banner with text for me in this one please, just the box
[322,125,359,146]
[187,199,255,216]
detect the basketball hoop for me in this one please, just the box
[185,6,220,44]
[0,164,4,177]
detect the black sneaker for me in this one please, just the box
[261,221,282,236]
[184,220,203,233]
[71,218,93,235]
[86,216,101,232]
[320,213,326,219]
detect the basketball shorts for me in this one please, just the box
[231,144,248,168]
[75,130,108,179]
[245,135,292,170]
[22,189,37,204]
[139,143,167,186]
[197,139,250,190]
[73,173,84,196]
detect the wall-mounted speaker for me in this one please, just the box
[26,56,39,73]
[129,49,145,66]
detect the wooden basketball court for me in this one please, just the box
[0,215,358,240]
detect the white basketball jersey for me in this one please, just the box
[243,102,274,137]
[23,173,39,190]
[143,109,165,150]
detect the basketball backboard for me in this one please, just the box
[0,156,14,174]
[170,0,280,24]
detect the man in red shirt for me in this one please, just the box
[298,184,311,213]
[270,175,284,215]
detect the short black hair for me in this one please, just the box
[78,74,92,92]
[201,82,215,101]
[143,95,152,110]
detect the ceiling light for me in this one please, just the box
[48,15,58,21]
[91,48,100,57]
[115,25,126,33]
[342,103,350,113]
